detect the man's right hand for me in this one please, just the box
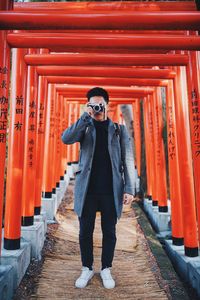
[84,102,95,118]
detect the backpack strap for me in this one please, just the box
[114,122,121,139]
[114,123,124,174]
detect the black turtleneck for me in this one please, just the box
[87,118,113,196]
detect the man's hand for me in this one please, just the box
[123,193,134,205]
[85,102,95,118]
[84,101,108,121]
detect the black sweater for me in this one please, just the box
[87,118,113,195]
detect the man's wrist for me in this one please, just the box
[81,112,92,123]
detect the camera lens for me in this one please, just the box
[89,103,104,113]
[94,105,101,112]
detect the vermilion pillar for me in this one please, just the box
[154,87,168,211]
[4,48,27,249]
[108,103,118,122]
[0,34,10,252]
[0,0,12,252]
[74,103,80,163]
[52,90,57,191]
[68,103,75,165]
[132,101,141,177]
[55,92,62,188]
[186,49,200,244]
[143,97,152,200]
[166,80,184,246]
[116,105,121,124]
[21,49,38,226]
[65,101,70,166]
[42,84,55,197]
[34,75,47,215]
[65,101,70,167]
[71,103,78,164]
[66,102,74,177]
[149,93,159,206]
[173,66,198,256]
[59,95,66,179]
[50,85,57,194]
[62,100,69,175]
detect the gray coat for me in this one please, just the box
[61,112,136,219]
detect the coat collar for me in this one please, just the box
[90,117,116,145]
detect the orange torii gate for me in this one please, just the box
[34,60,198,254]
[13,1,197,11]
[24,53,189,67]
[0,0,200,265]
[1,11,200,30]
[47,77,168,87]
[0,56,198,258]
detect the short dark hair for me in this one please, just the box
[86,87,109,104]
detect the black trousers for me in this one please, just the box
[78,193,117,270]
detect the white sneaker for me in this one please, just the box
[75,266,94,288]
[100,267,115,289]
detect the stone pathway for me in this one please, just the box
[29,182,170,299]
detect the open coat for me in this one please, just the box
[61,112,136,219]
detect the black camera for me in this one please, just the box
[87,103,105,113]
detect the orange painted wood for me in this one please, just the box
[21,49,38,226]
[166,80,184,244]
[35,75,48,214]
[132,102,141,177]
[36,66,176,79]
[4,49,26,248]
[24,53,189,67]
[47,76,167,87]
[154,87,168,210]
[143,97,153,199]
[173,66,198,255]
[6,33,200,50]
[186,49,200,244]
[1,11,200,30]
[42,84,55,195]
[13,2,197,12]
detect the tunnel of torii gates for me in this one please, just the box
[0,0,200,261]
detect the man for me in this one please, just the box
[61,87,135,289]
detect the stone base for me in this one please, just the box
[34,210,47,235]
[1,240,31,289]
[164,239,200,298]
[42,196,57,220]
[72,162,79,174]
[56,187,62,207]
[64,173,70,186]
[21,222,44,260]
[143,198,153,215]
[0,265,14,300]
[143,198,171,232]
[68,164,75,179]
[136,177,140,193]
[60,179,67,194]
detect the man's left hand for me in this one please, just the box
[123,193,134,205]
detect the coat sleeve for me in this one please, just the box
[61,112,93,144]
[121,125,136,196]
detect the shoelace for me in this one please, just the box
[102,268,112,280]
[80,267,91,279]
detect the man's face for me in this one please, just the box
[88,96,107,121]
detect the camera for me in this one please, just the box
[87,103,105,113]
